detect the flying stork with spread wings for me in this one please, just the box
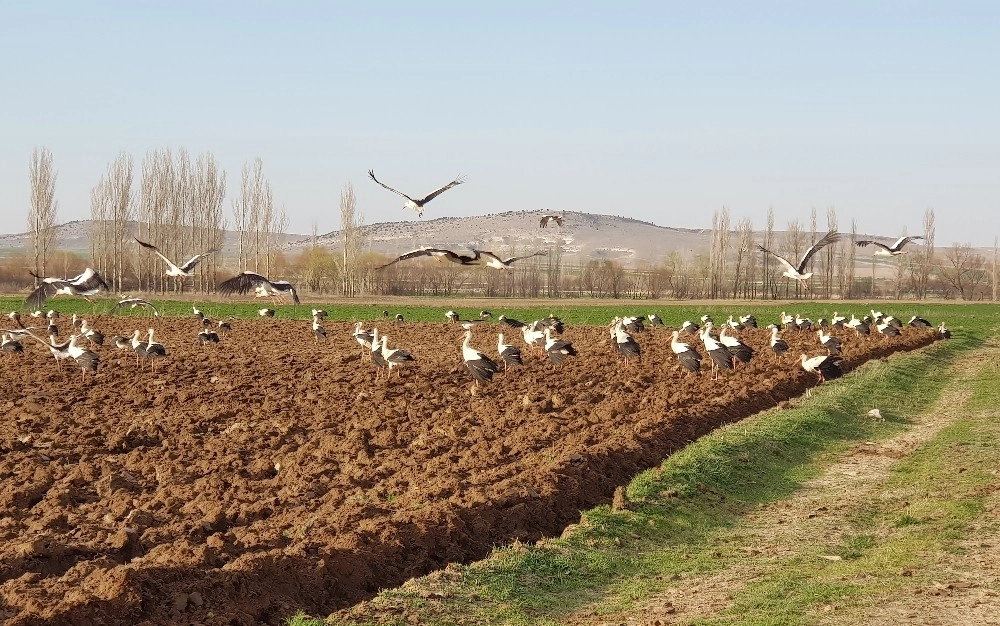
[756,230,842,290]
[367,170,465,217]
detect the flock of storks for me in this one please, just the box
[8,170,943,388]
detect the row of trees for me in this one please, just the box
[18,146,999,301]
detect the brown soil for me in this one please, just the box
[0,317,938,625]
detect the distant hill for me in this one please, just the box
[0,211,955,270]
[288,209,714,266]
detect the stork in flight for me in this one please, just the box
[856,235,924,256]
[539,214,565,228]
[25,267,110,310]
[367,170,465,217]
[756,230,841,290]
[473,250,547,272]
[134,237,216,278]
[217,271,301,304]
[376,248,481,270]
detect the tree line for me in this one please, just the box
[19,146,1000,301]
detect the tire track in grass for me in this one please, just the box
[580,342,998,626]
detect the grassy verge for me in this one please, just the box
[1,295,991,330]
[302,309,993,626]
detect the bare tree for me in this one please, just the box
[824,207,838,299]
[28,147,59,282]
[940,242,986,300]
[763,207,775,298]
[782,219,805,299]
[340,182,364,297]
[709,207,730,299]
[731,217,754,298]
[917,208,936,299]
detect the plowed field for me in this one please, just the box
[0,315,938,625]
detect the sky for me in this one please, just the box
[2,1,998,246]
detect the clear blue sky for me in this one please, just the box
[2,1,997,246]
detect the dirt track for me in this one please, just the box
[0,315,938,625]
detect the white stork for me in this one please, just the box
[473,250,548,272]
[539,214,565,228]
[699,325,733,379]
[134,237,216,278]
[79,319,105,346]
[497,333,523,370]
[770,325,790,359]
[1,333,25,356]
[218,271,301,305]
[368,170,465,217]
[258,308,276,318]
[613,319,641,367]
[543,327,577,367]
[670,330,702,373]
[353,322,374,359]
[380,334,415,378]
[370,327,389,380]
[445,310,460,324]
[937,322,951,339]
[856,235,924,256]
[312,316,326,342]
[799,354,844,383]
[719,326,753,367]
[65,335,99,379]
[908,315,932,328]
[143,328,168,371]
[377,248,481,270]
[647,313,664,327]
[756,230,841,290]
[109,297,160,318]
[25,267,110,310]
[817,329,842,355]
[461,330,500,386]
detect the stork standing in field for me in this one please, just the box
[699,326,733,379]
[647,313,664,328]
[461,330,500,386]
[369,327,389,380]
[193,306,205,320]
[312,316,326,342]
[613,319,641,367]
[497,333,523,370]
[445,310,460,324]
[368,170,465,218]
[25,267,110,310]
[681,320,699,336]
[818,329,842,355]
[134,237,216,279]
[380,334,415,379]
[198,328,220,345]
[908,315,932,328]
[259,308,276,318]
[543,327,577,367]
[846,314,870,336]
[67,335,100,379]
[756,230,841,290]
[670,330,702,373]
[937,322,952,339]
[876,319,901,338]
[770,325,790,360]
[352,322,374,360]
[799,354,844,383]
[1,333,24,357]
[719,325,753,367]
[79,319,105,346]
[143,328,168,372]
[856,235,924,256]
